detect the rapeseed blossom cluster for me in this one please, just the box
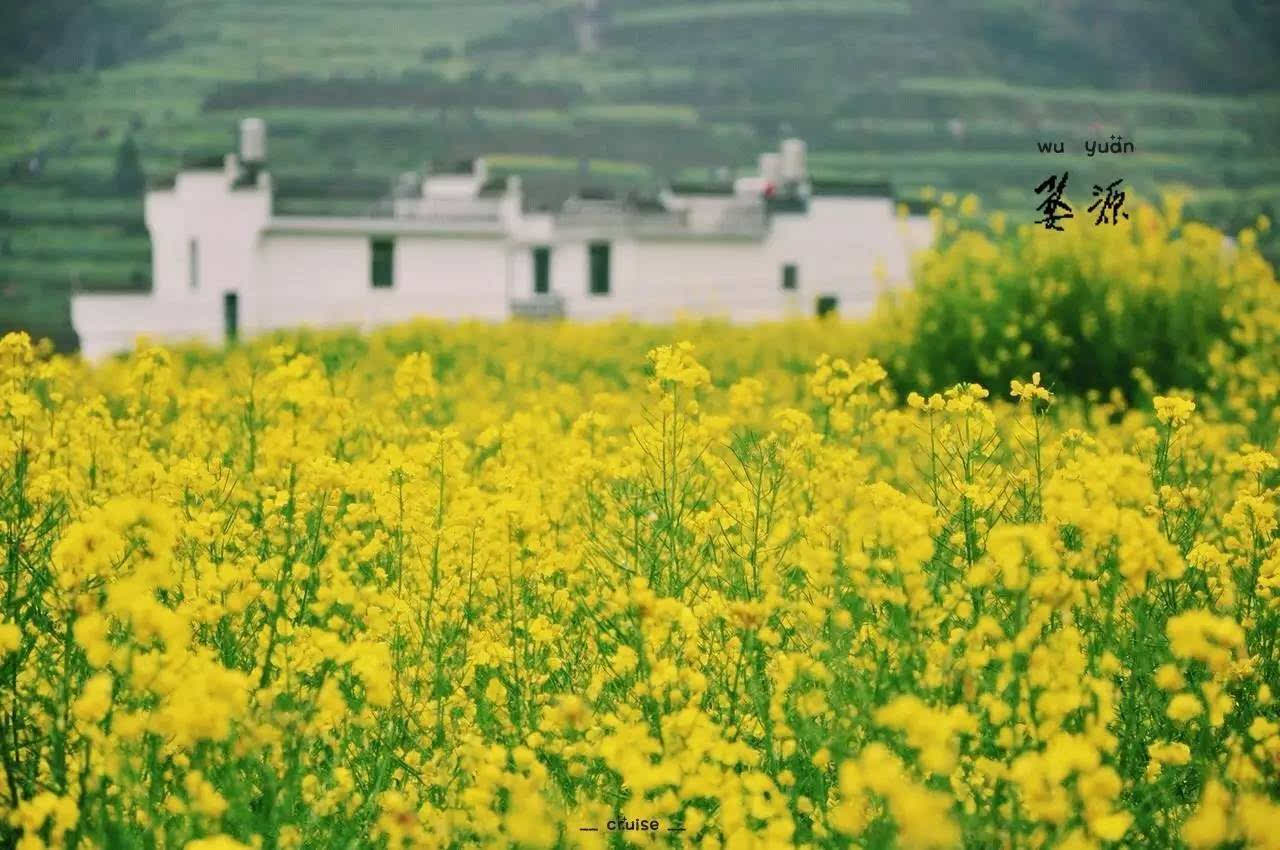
[0,217,1278,849]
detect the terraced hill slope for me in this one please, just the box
[3,0,1279,349]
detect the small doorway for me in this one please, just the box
[816,295,838,318]
[223,292,239,343]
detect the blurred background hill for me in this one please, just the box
[3,0,1280,349]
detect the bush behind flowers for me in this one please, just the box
[874,198,1278,409]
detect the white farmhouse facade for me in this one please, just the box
[71,120,935,358]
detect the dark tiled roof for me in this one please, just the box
[626,193,667,213]
[810,179,894,198]
[429,157,478,175]
[766,195,807,214]
[669,181,735,196]
[477,176,510,197]
[180,152,227,170]
[231,162,265,189]
[575,185,617,201]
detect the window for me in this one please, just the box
[588,242,611,295]
[189,239,199,290]
[223,292,239,343]
[781,263,798,290]
[371,238,394,289]
[533,246,551,294]
[816,295,838,318]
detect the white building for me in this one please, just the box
[72,119,935,358]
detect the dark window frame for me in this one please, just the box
[588,241,611,295]
[371,237,395,289]
[533,245,552,294]
[781,263,798,290]
[816,295,839,318]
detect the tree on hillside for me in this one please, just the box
[1,0,167,75]
[113,133,145,197]
[2,0,82,67]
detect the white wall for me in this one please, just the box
[75,166,936,359]
[629,239,773,321]
[506,213,557,300]
[254,234,370,331]
[255,232,510,332]
[71,293,224,358]
[145,191,188,301]
[550,239,617,320]
[384,234,508,320]
[504,235,778,322]
[146,169,271,301]
[677,196,738,233]
[78,165,276,357]
[766,197,924,318]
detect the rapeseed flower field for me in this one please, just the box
[2,205,1279,849]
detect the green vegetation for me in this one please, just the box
[3,0,1280,349]
[872,200,1277,405]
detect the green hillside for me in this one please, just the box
[4,0,1280,349]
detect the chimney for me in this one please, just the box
[239,117,267,165]
[780,138,807,183]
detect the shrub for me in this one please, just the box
[874,199,1280,404]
